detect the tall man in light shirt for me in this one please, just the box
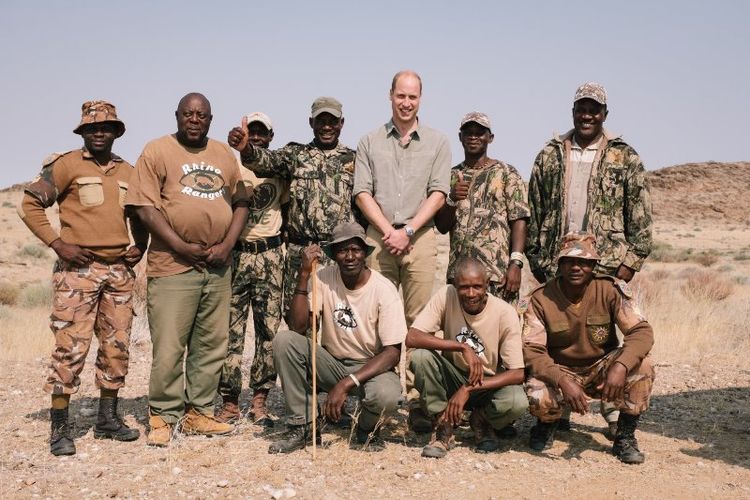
[353,70,452,433]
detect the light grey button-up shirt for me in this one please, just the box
[354,120,451,226]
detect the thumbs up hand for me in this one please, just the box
[450,170,470,202]
[228,115,251,153]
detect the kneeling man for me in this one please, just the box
[270,222,406,453]
[522,232,654,464]
[407,257,528,458]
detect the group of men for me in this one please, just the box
[19,70,655,465]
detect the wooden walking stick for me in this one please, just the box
[310,260,319,459]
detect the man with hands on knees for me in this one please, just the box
[521,232,655,464]
[270,222,406,454]
[126,92,249,447]
[406,257,528,458]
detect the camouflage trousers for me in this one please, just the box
[526,350,655,423]
[282,242,332,317]
[219,245,285,398]
[45,259,135,395]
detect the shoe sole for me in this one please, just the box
[50,448,76,456]
[93,431,140,442]
[182,429,234,436]
[421,447,447,459]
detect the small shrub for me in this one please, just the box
[20,283,53,308]
[648,268,672,281]
[733,275,749,285]
[0,281,20,305]
[681,270,734,301]
[650,241,692,263]
[733,252,750,261]
[1,201,13,208]
[693,252,719,267]
[717,264,734,273]
[18,243,49,259]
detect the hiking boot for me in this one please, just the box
[249,389,273,428]
[215,396,241,424]
[408,406,433,434]
[557,418,571,431]
[353,425,385,452]
[605,421,619,441]
[182,408,234,436]
[497,423,518,439]
[612,413,645,464]
[470,408,499,453]
[268,424,321,454]
[147,413,173,447]
[421,417,454,459]
[529,419,558,451]
[94,397,140,441]
[49,408,76,456]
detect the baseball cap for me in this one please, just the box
[574,82,607,105]
[460,112,492,132]
[244,111,273,132]
[311,96,343,119]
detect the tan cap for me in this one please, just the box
[557,232,601,262]
[244,111,273,132]
[574,82,607,105]
[311,96,343,119]
[323,221,374,259]
[73,100,125,137]
[460,112,492,131]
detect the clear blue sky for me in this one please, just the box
[1,1,748,188]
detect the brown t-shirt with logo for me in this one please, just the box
[126,134,246,277]
[412,285,525,376]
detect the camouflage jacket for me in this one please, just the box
[527,129,652,280]
[241,141,356,242]
[446,159,530,284]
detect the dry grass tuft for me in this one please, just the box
[0,280,20,305]
[20,282,53,308]
[17,243,50,259]
[681,270,735,301]
[693,252,719,267]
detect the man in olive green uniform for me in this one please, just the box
[18,100,148,456]
[522,232,655,464]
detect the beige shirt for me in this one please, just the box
[311,265,407,362]
[412,285,525,375]
[567,139,598,232]
[126,134,246,277]
[353,120,451,226]
[238,163,289,241]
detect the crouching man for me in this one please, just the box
[270,222,406,453]
[522,232,655,464]
[406,257,528,458]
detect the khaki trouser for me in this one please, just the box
[526,350,655,423]
[411,349,528,429]
[147,267,231,424]
[45,260,135,395]
[273,330,401,431]
[366,225,437,401]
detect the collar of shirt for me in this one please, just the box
[306,140,346,156]
[81,147,123,163]
[385,118,421,141]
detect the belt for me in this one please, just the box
[234,235,283,254]
[287,235,329,247]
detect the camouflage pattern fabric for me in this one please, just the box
[283,242,333,316]
[241,141,356,243]
[45,260,135,394]
[525,349,655,422]
[219,245,284,397]
[527,131,652,281]
[446,159,530,293]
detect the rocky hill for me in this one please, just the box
[648,161,750,225]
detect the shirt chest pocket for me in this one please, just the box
[75,177,104,207]
[586,315,612,346]
[546,321,573,348]
[117,181,128,208]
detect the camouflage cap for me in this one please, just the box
[322,221,374,259]
[574,82,607,105]
[557,232,601,262]
[73,100,125,137]
[460,112,492,132]
[311,96,343,119]
[244,111,273,132]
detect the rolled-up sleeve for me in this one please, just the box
[353,134,374,197]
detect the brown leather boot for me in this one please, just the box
[469,408,499,453]
[250,389,273,428]
[182,408,234,436]
[214,396,240,424]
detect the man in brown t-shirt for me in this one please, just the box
[126,93,248,447]
[522,232,655,464]
[406,257,527,458]
[18,100,148,456]
[269,222,406,454]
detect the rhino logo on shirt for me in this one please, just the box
[180,162,226,200]
[333,302,357,334]
[456,327,485,355]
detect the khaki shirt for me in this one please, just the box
[354,120,451,226]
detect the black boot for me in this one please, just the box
[50,408,76,456]
[94,398,140,441]
[529,419,558,451]
[612,413,645,464]
[268,424,321,454]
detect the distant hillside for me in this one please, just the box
[648,162,750,225]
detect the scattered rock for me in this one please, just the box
[217,480,229,488]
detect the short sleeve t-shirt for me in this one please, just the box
[310,266,407,362]
[126,134,246,277]
[238,163,289,241]
[412,285,525,375]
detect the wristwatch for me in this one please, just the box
[404,225,415,238]
[445,194,458,207]
[509,259,524,269]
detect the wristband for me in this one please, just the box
[293,288,308,296]
[510,251,525,262]
[348,373,361,387]
[445,194,457,207]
